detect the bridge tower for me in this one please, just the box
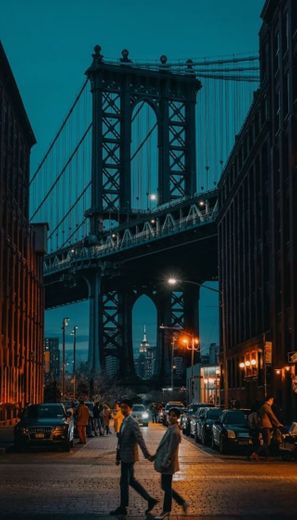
[84,46,201,381]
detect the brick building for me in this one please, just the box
[218,0,297,418]
[0,42,47,424]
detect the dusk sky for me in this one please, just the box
[1,0,263,361]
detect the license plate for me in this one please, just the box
[35,433,44,439]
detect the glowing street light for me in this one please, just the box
[71,326,78,398]
[61,317,70,396]
[166,276,227,406]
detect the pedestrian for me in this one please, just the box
[109,398,158,517]
[152,407,189,519]
[76,399,90,444]
[103,403,112,435]
[113,401,124,437]
[259,395,283,457]
[93,401,104,436]
[247,404,261,460]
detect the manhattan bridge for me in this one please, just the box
[30,46,259,385]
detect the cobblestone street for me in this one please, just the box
[0,423,297,519]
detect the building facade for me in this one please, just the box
[0,43,47,424]
[218,0,297,418]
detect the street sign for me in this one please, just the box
[265,341,272,364]
[288,351,297,364]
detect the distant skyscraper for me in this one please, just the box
[44,338,60,382]
[136,326,156,380]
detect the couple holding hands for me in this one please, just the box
[110,399,189,519]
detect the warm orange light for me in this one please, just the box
[239,362,245,369]
[251,359,257,366]
[275,369,281,375]
[285,366,291,372]
[245,360,251,367]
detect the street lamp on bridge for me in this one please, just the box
[61,317,70,397]
[167,277,228,407]
[71,325,78,398]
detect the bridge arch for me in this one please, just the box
[131,101,158,212]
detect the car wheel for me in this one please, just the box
[14,440,26,452]
[219,437,227,455]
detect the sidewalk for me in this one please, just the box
[0,426,14,453]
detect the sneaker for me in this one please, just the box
[182,501,190,514]
[145,498,158,514]
[154,513,170,520]
[109,506,127,516]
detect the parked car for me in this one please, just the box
[180,404,203,435]
[212,409,252,454]
[163,401,185,426]
[195,407,222,445]
[14,403,74,452]
[189,404,214,437]
[132,404,149,427]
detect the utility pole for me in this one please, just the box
[61,317,70,397]
[71,326,78,398]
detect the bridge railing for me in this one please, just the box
[44,196,218,275]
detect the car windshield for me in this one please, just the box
[133,405,145,411]
[188,405,200,414]
[223,411,247,425]
[165,403,184,411]
[23,405,65,419]
[206,408,221,419]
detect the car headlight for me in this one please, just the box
[142,412,149,419]
[227,429,236,439]
[53,425,68,434]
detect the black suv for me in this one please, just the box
[14,403,74,451]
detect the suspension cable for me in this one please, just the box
[30,123,92,221]
[29,79,89,186]
[48,181,91,240]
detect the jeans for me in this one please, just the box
[161,473,185,513]
[77,425,86,444]
[120,462,153,507]
[262,428,272,457]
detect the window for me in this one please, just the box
[275,91,281,132]
[283,12,289,53]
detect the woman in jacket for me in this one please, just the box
[152,408,189,519]
[102,403,112,435]
[113,401,124,437]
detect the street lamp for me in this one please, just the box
[167,276,228,407]
[160,324,181,392]
[179,333,199,402]
[71,326,78,398]
[61,317,70,397]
